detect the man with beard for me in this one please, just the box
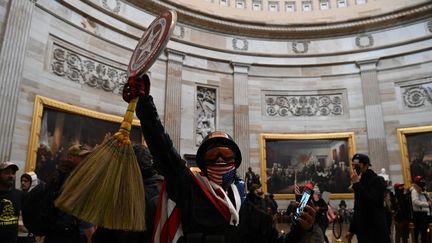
[0,161,24,243]
[346,153,390,243]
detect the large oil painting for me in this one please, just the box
[26,95,142,182]
[398,125,432,191]
[260,132,356,199]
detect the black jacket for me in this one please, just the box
[313,198,328,229]
[238,193,278,243]
[136,96,238,243]
[135,96,314,243]
[349,169,390,243]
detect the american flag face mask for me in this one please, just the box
[207,161,236,188]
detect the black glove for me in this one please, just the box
[122,74,150,102]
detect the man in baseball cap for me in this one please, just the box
[0,161,19,189]
[0,161,25,243]
[0,161,19,171]
[347,153,390,243]
[66,144,91,168]
[351,153,371,166]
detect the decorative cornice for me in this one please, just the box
[166,49,185,63]
[231,62,250,74]
[127,1,432,39]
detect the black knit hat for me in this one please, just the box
[352,153,371,166]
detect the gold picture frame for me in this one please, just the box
[26,95,142,181]
[397,125,432,190]
[260,132,356,199]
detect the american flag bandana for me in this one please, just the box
[207,162,236,187]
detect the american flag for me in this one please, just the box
[207,163,236,186]
[294,170,301,195]
[152,181,183,243]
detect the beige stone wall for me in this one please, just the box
[0,0,10,46]
[1,0,431,187]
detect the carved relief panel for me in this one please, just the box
[263,90,346,118]
[196,85,217,146]
[49,38,128,95]
[400,82,432,109]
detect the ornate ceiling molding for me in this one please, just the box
[127,1,432,38]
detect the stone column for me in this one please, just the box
[356,59,389,171]
[164,49,184,150]
[232,63,250,178]
[0,0,36,161]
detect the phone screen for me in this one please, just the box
[293,188,313,223]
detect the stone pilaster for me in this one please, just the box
[232,63,250,178]
[0,0,36,161]
[164,49,184,150]
[356,59,389,171]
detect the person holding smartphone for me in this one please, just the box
[124,74,321,243]
[346,153,390,243]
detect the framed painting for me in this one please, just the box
[26,95,142,182]
[260,132,356,199]
[398,125,432,191]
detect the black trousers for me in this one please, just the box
[412,211,429,243]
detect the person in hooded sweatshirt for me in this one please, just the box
[18,172,43,243]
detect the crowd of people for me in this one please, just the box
[266,160,351,194]
[1,74,432,243]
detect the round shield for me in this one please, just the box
[128,10,177,77]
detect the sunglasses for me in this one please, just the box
[203,146,235,163]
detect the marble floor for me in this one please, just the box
[276,222,358,243]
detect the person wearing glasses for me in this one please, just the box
[123,74,317,243]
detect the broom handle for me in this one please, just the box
[114,97,139,144]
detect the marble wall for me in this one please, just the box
[0,0,431,191]
[0,0,10,46]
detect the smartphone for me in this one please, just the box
[292,187,314,225]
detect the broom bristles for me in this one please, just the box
[55,136,146,231]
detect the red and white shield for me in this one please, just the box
[128,10,177,78]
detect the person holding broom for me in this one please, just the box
[123,74,318,243]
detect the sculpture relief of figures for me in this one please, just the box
[195,86,217,146]
[51,45,127,94]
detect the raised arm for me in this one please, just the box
[135,95,185,176]
[123,75,187,201]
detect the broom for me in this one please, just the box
[54,97,146,231]
[55,9,177,232]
